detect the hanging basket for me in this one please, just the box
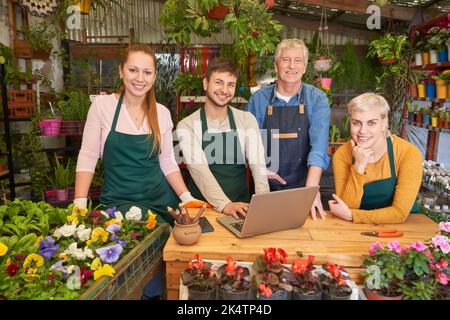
[313,56,332,72]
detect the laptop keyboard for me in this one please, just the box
[231,221,244,232]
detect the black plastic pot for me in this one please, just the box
[188,287,217,300]
[291,290,322,300]
[218,288,251,300]
[322,290,352,300]
[258,289,291,300]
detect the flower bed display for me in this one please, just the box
[0,199,166,300]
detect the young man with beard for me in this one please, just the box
[176,58,269,219]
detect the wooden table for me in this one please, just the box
[163,210,438,300]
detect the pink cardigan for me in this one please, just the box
[76,94,180,176]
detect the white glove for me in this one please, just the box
[73,198,87,209]
[179,191,196,204]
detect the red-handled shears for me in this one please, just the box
[361,229,404,238]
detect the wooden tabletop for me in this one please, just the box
[163,210,438,267]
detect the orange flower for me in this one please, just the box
[146,210,157,230]
[258,284,273,297]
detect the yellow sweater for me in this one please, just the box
[332,135,423,224]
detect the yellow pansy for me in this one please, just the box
[146,210,157,230]
[34,235,44,247]
[443,70,450,75]
[104,218,122,227]
[66,212,79,225]
[0,242,8,256]
[90,257,101,271]
[73,206,87,217]
[93,264,115,280]
[23,253,44,268]
[91,227,109,243]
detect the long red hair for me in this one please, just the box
[120,44,160,155]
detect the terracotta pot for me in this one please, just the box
[415,112,422,123]
[172,221,201,245]
[443,121,449,129]
[364,288,403,300]
[421,52,430,65]
[379,57,396,65]
[410,84,418,98]
[207,4,228,19]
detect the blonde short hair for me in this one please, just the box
[274,39,309,65]
[347,92,390,119]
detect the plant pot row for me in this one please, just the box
[407,112,450,129]
[414,47,450,66]
[410,82,450,100]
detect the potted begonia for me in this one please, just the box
[320,262,352,300]
[181,254,218,300]
[290,255,322,300]
[216,256,252,300]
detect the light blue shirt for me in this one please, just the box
[246,83,331,170]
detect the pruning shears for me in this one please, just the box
[360,229,404,238]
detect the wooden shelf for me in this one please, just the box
[405,121,450,134]
[410,61,450,70]
[410,97,450,104]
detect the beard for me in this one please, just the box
[206,91,230,108]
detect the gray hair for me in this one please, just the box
[348,92,390,119]
[274,39,309,65]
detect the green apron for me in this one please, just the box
[360,137,419,213]
[188,106,250,203]
[99,93,178,224]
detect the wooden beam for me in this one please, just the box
[287,0,440,22]
[273,13,379,41]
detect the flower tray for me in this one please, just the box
[80,223,170,300]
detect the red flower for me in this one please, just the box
[7,263,19,277]
[277,248,287,264]
[265,0,275,9]
[225,256,237,275]
[188,254,205,271]
[47,274,56,281]
[80,267,93,287]
[259,283,273,297]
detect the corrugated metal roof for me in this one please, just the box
[66,0,370,45]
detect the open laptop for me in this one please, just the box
[217,186,319,238]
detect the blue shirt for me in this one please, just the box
[246,83,330,170]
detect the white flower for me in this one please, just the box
[54,223,77,239]
[125,206,142,221]
[115,211,124,221]
[83,246,94,259]
[62,242,88,261]
[76,224,92,242]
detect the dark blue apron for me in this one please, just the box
[99,92,179,224]
[188,106,250,202]
[263,86,310,191]
[360,137,419,213]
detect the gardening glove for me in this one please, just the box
[73,197,87,209]
[179,191,211,208]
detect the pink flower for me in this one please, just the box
[265,0,275,8]
[387,240,401,253]
[369,242,382,256]
[437,272,448,285]
[439,222,450,233]
[436,259,448,270]
[410,241,427,252]
[431,235,450,254]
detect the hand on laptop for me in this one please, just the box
[222,202,249,220]
[310,192,326,220]
[267,170,286,185]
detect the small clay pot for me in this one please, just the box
[172,221,201,245]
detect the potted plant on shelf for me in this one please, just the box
[290,255,322,300]
[181,254,218,300]
[361,241,404,300]
[19,22,60,60]
[47,155,74,202]
[57,90,90,135]
[216,256,252,300]
[426,27,450,63]
[252,247,293,300]
[319,262,352,300]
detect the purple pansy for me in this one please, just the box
[95,244,123,264]
[39,236,59,261]
[106,223,121,234]
[111,234,128,247]
[105,207,117,218]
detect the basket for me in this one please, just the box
[7,90,35,119]
[80,223,170,300]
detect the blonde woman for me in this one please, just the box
[329,93,422,224]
